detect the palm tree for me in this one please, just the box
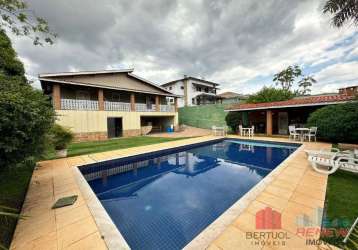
[323,0,358,27]
[298,75,317,95]
[273,65,302,90]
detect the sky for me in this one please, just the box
[10,0,358,95]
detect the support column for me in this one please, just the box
[52,84,61,110]
[184,78,188,106]
[98,89,104,111]
[155,95,160,112]
[174,97,178,112]
[266,110,273,136]
[130,93,136,111]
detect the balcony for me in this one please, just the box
[61,99,99,110]
[135,103,156,112]
[104,101,130,111]
[59,99,175,112]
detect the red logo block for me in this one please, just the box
[256,207,282,230]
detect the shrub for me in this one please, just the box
[225,112,242,132]
[50,124,74,150]
[0,77,55,168]
[247,87,295,103]
[306,102,358,143]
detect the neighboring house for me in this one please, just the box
[225,91,355,136]
[161,76,222,107]
[40,69,179,141]
[218,91,248,104]
[339,85,358,96]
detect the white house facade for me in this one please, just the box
[162,76,222,107]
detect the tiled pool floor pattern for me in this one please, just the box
[10,136,338,250]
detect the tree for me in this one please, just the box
[273,65,302,90]
[298,75,317,95]
[306,102,358,143]
[0,30,55,169]
[225,112,242,132]
[0,0,56,45]
[323,0,358,28]
[246,87,295,104]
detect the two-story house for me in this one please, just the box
[161,76,222,107]
[40,69,179,141]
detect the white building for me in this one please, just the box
[162,76,222,107]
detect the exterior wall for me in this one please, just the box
[163,79,218,107]
[56,110,178,141]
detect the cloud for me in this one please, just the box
[8,0,358,93]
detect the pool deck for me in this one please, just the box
[10,135,339,250]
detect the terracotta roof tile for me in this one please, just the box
[226,94,355,111]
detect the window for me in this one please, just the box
[180,86,184,90]
[192,98,195,104]
[196,86,202,92]
[169,86,172,90]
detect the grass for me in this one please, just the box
[0,159,35,248]
[1,136,193,248]
[44,136,193,159]
[322,170,358,248]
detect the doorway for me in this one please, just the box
[107,117,123,138]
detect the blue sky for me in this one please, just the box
[10,0,358,95]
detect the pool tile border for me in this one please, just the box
[183,138,303,249]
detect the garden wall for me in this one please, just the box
[178,104,229,130]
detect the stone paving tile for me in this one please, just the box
[11,135,334,250]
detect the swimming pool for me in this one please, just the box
[79,139,299,250]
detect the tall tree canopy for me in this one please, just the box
[323,0,358,28]
[273,65,302,91]
[246,87,295,104]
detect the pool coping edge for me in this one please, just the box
[183,141,304,249]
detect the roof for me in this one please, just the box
[39,69,134,78]
[162,76,220,87]
[225,94,355,111]
[338,85,358,90]
[39,69,179,97]
[218,91,248,99]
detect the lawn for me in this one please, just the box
[0,160,35,248]
[1,136,193,248]
[44,136,193,159]
[322,170,358,248]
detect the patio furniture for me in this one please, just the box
[304,148,354,159]
[239,125,254,137]
[305,148,355,158]
[289,125,300,141]
[212,126,226,136]
[304,127,318,142]
[295,127,310,142]
[308,155,358,175]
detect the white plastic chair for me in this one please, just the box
[304,127,317,142]
[308,155,358,175]
[249,125,255,137]
[289,125,299,141]
[238,125,244,136]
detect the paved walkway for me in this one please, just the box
[147,125,211,138]
[10,136,338,250]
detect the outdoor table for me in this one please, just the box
[295,128,310,142]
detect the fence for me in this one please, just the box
[179,104,229,130]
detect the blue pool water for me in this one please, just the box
[79,139,298,250]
